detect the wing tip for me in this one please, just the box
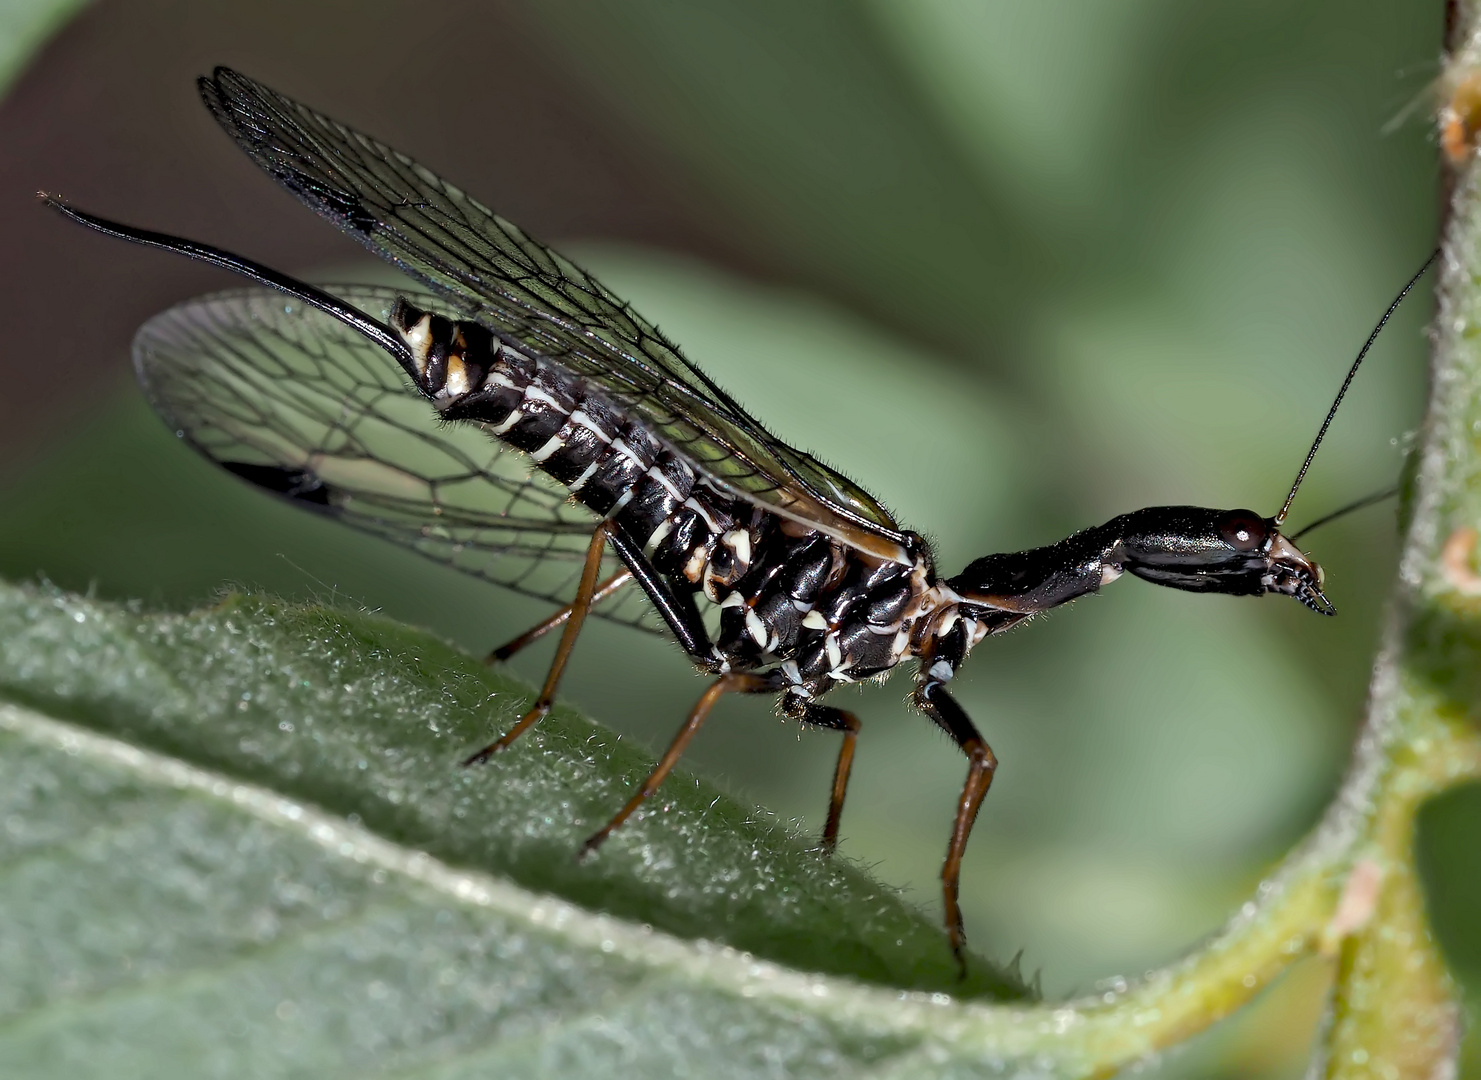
[198,66,278,138]
[200,65,250,97]
[198,68,237,134]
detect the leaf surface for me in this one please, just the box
[0,580,1035,1078]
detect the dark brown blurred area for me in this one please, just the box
[0,0,756,478]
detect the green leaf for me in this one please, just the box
[0,579,1037,1077]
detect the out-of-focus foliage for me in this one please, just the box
[0,0,88,96]
[2,2,1474,1077]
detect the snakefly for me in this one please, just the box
[45,68,1432,971]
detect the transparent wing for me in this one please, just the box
[199,67,907,553]
[134,283,661,632]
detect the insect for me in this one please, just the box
[45,68,1431,972]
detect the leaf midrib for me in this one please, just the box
[0,701,978,1041]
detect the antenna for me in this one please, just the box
[1288,485,1398,543]
[1273,250,1439,527]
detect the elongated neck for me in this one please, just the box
[944,505,1331,616]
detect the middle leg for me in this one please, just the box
[580,671,773,856]
[799,704,863,853]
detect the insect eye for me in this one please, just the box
[710,546,732,573]
[1219,510,1269,553]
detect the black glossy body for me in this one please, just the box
[949,506,1330,613]
[392,299,944,716]
[386,294,1333,741]
[44,67,1347,972]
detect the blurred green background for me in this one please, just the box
[0,1,1474,1075]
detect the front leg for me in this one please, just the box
[913,677,998,976]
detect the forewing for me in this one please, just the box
[198,67,905,547]
[133,284,658,631]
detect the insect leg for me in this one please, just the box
[605,527,717,666]
[484,570,634,663]
[580,672,774,857]
[463,524,612,765]
[798,705,863,853]
[914,679,998,976]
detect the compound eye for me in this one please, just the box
[1219,510,1269,553]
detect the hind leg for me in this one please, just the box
[464,524,612,765]
[483,570,633,663]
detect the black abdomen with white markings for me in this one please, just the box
[395,299,733,581]
[55,64,1356,979]
[391,298,962,707]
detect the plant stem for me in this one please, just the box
[1069,5,1481,1072]
[944,4,1481,1072]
